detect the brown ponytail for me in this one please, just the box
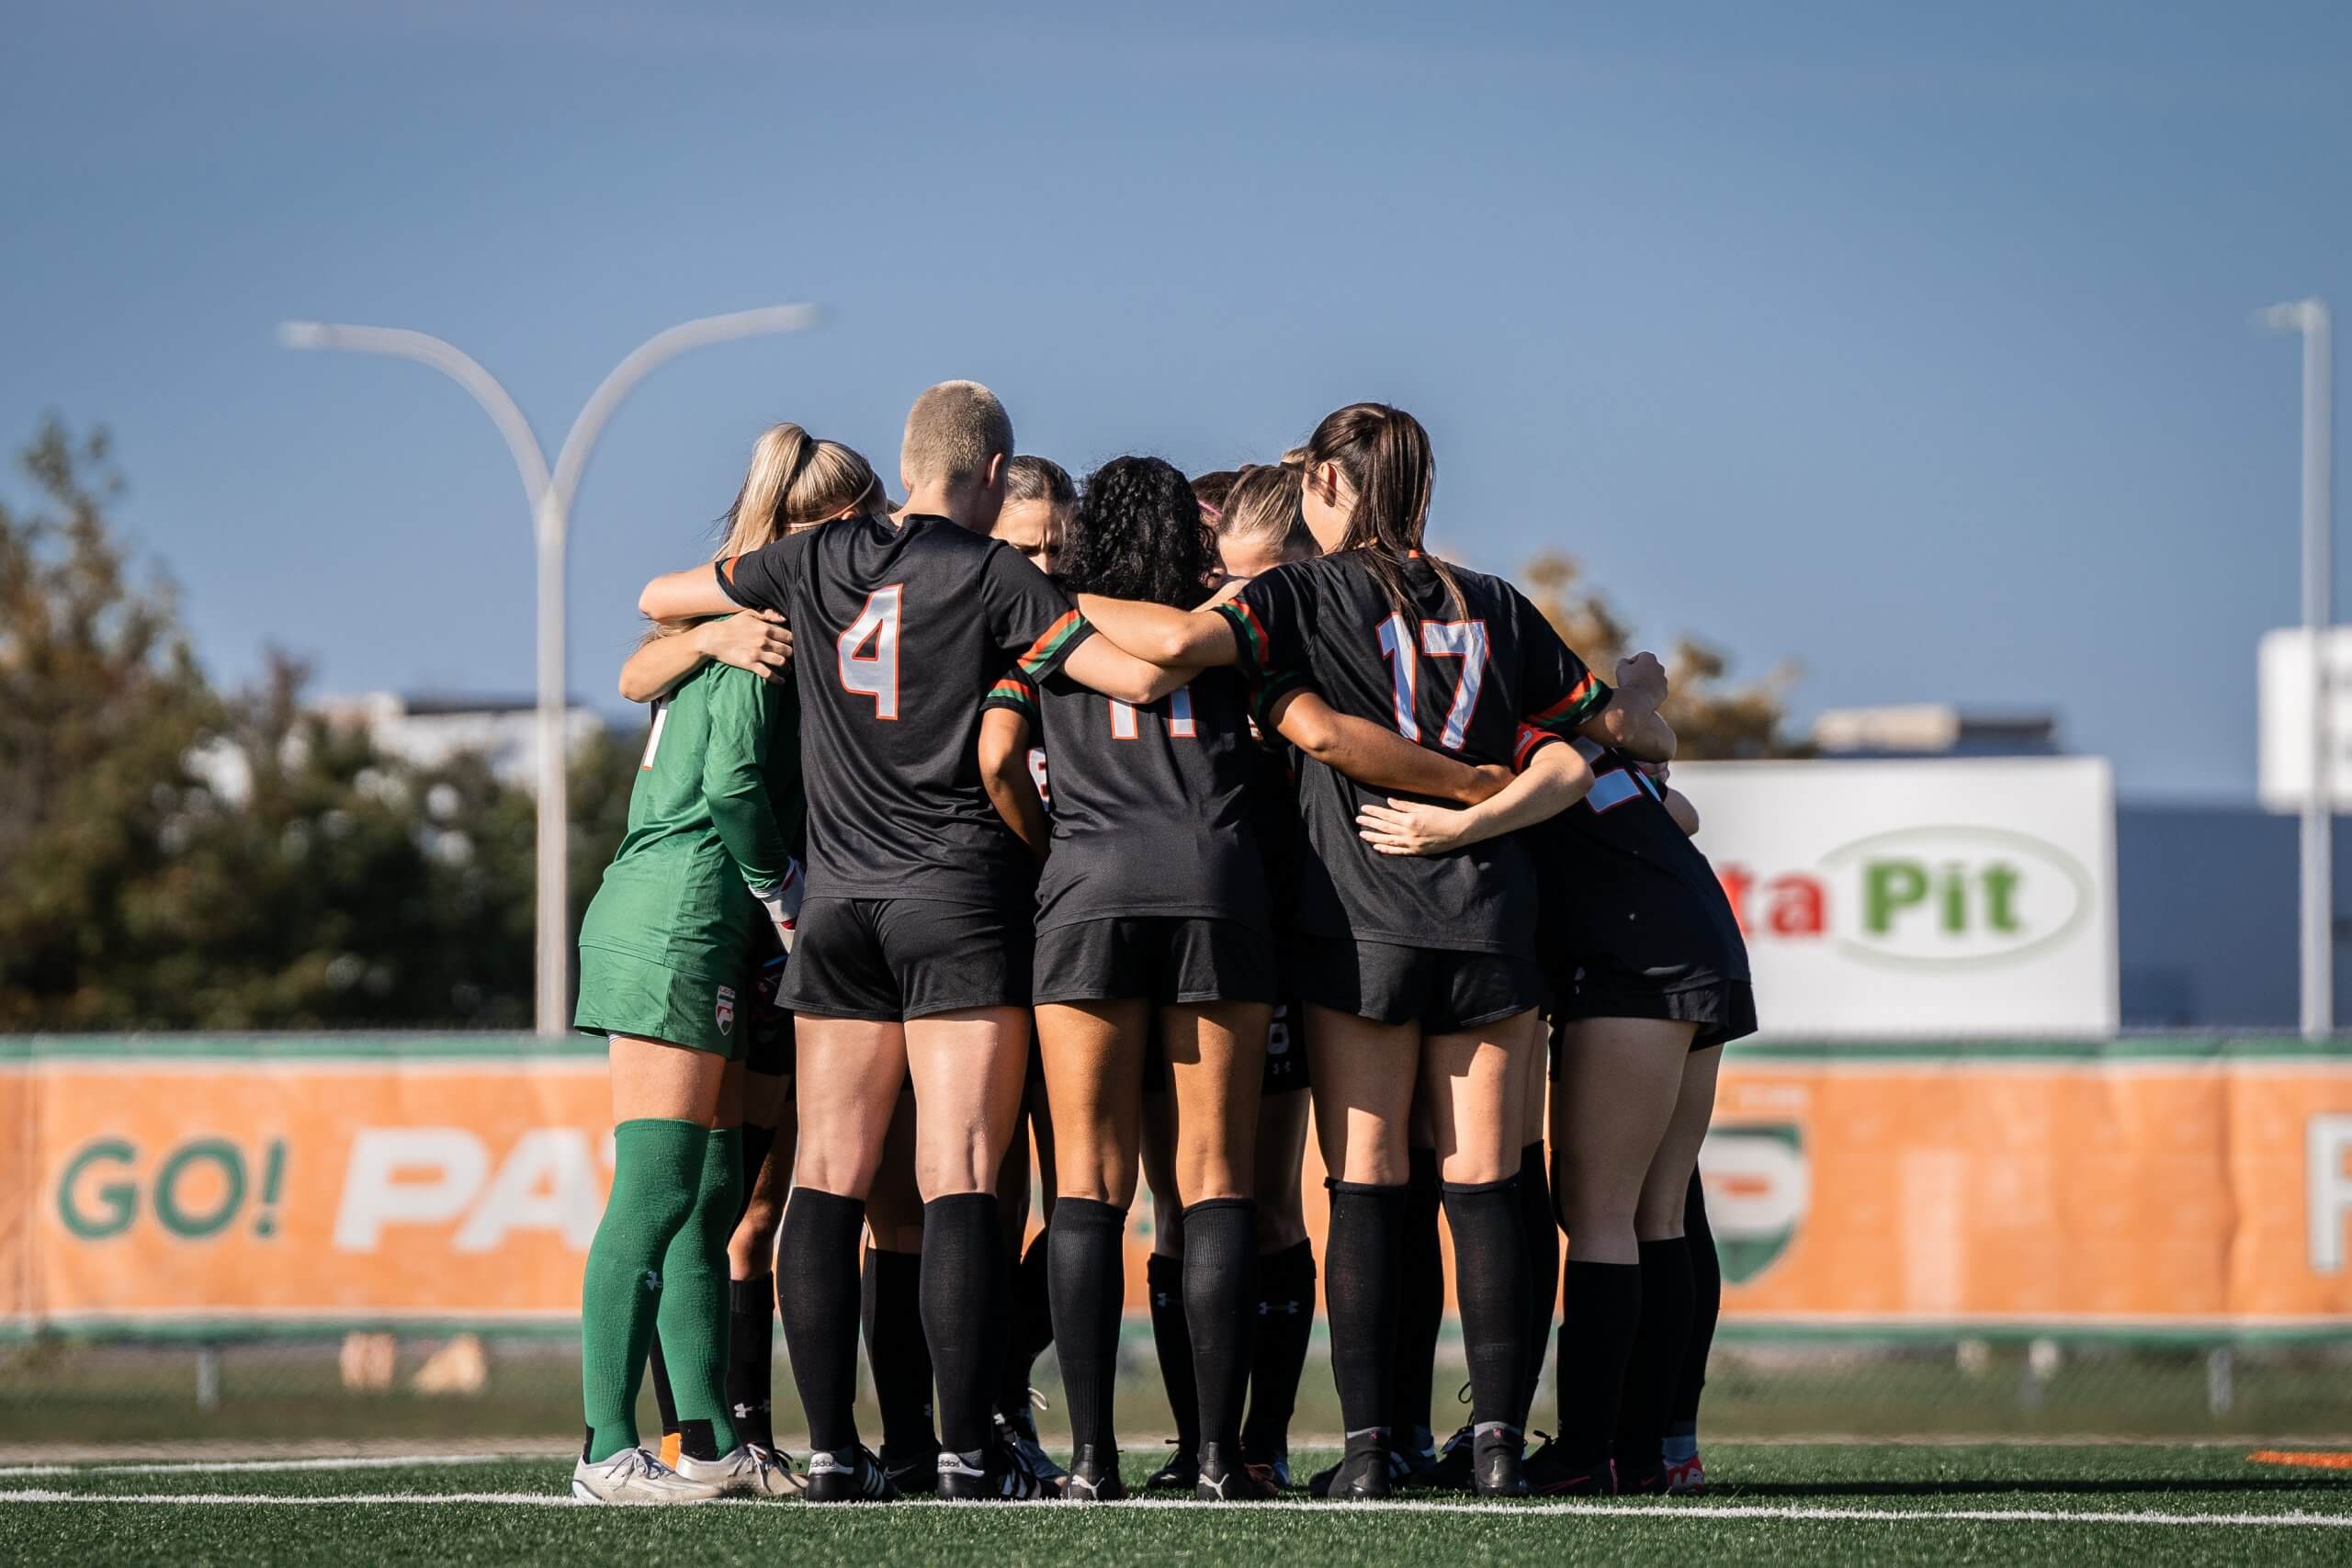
[1302,401,1461,616]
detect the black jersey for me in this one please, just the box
[1214,551,1611,953]
[984,667,1270,933]
[1525,735,1750,988]
[718,513,1093,907]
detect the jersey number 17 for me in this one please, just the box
[1375,613,1487,750]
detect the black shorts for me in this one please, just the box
[1291,936,1543,1036]
[1032,916,1278,1008]
[1549,959,1758,1053]
[1143,998,1311,1098]
[782,897,1034,1021]
[744,942,796,1077]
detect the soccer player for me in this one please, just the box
[1073,402,1669,1497]
[983,456,1506,1502]
[570,423,880,1505]
[636,382,1195,1503]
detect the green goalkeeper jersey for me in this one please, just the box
[577,653,804,981]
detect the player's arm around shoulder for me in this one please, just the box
[1354,729,1596,857]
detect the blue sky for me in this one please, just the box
[5,0,2348,800]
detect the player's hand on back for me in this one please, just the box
[696,610,794,682]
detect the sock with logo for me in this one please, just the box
[1613,1238,1695,1477]
[1146,1243,1201,1461]
[1325,1179,1407,1449]
[1001,1221,1055,1415]
[580,1117,704,1464]
[1669,1170,1720,1457]
[1241,1238,1316,1462]
[651,1126,741,1461]
[1557,1259,1643,1473]
[1516,1142,1560,1427]
[1046,1197,1127,1457]
[1442,1177,1528,1440]
[921,1193,1006,1456]
[1390,1147,1444,1453]
[861,1246,937,1463]
[725,1274,776,1450]
[778,1187,866,1457]
[1181,1198,1257,1458]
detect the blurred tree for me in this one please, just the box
[0,420,632,1030]
[1523,551,1810,760]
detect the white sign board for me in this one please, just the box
[1671,757,2119,1038]
[2256,626,2352,812]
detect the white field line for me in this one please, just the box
[1,1491,2348,1529]
[0,1453,540,1479]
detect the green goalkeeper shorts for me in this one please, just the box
[574,945,746,1060]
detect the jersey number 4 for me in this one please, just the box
[1376,614,1487,750]
[838,585,903,719]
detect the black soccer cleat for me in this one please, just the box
[1523,1438,1615,1496]
[1409,1425,1475,1494]
[1322,1440,1393,1500]
[1194,1441,1278,1502]
[802,1444,899,1503]
[1061,1442,1128,1502]
[1472,1426,1529,1498]
[937,1440,1047,1501]
[1143,1442,1198,1493]
[880,1441,941,1498]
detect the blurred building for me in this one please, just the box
[1808,703,2331,1030]
[312,693,607,789]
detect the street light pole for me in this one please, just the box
[282,305,822,1033]
[2262,299,2336,1039]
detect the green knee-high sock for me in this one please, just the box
[655,1125,743,1460]
[582,1118,706,1463]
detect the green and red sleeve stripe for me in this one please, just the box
[1213,601,1272,677]
[1524,669,1612,734]
[1017,611,1093,680]
[1513,722,1565,772]
[1247,666,1314,731]
[983,675,1038,719]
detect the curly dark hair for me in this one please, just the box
[1057,456,1215,608]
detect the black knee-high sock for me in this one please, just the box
[726,1275,776,1450]
[860,1247,935,1461]
[1442,1178,1527,1441]
[1390,1148,1444,1450]
[921,1193,1005,1456]
[1515,1143,1559,1427]
[1146,1244,1200,1459]
[647,1335,682,1443]
[1048,1198,1126,1456]
[1001,1223,1055,1412]
[1557,1259,1643,1472]
[1181,1199,1256,1454]
[1614,1239,1694,1474]
[718,1124,776,1450]
[1325,1180,1406,1451]
[1671,1173,1720,1446]
[778,1188,865,1456]
[1241,1239,1316,1462]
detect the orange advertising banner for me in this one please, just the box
[4,1037,2349,1340]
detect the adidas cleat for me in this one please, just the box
[570,1446,720,1505]
[673,1442,804,1498]
[937,1440,1047,1501]
[1061,1442,1128,1501]
[803,1444,899,1502]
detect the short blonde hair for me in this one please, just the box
[901,380,1013,488]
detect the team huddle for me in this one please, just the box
[566,382,1754,1506]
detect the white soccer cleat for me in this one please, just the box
[571,1446,724,1505]
[674,1442,806,1498]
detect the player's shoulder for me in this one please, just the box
[1433,557,1526,615]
